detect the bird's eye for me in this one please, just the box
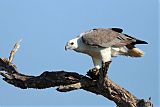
[70,42,74,45]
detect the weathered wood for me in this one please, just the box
[0,58,153,107]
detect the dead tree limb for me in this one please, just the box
[0,41,153,107]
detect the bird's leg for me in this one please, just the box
[102,61,112,79]
[86,57,101,79]
[99,48,112,85]
[99,61,112,86]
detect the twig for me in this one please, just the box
[9,39,22,63]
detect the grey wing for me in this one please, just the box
[82,28,136,48]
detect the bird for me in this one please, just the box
[65,28,148,70]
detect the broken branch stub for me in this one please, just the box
[9,39,22,63]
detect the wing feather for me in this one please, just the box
[82,28,135,48]
[111,28,123,33]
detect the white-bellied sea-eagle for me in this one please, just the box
[65,28,148,70]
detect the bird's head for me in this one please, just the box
[65,38,79,51]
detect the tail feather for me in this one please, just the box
[128,48,144,57]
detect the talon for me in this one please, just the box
[86,68,99,80]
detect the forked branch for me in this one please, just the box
[0,40,153,107]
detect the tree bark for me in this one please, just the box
[0,41,153,107]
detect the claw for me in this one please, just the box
[86,68,99,80]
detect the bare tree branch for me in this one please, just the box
[0,41,153,107]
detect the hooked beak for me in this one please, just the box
[65,45,68,51]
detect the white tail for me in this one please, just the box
[128,48,144,57]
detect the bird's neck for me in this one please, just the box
[74,38,86,53]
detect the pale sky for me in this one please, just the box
[0,0,159,106]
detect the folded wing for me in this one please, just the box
[82,28,147,48]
